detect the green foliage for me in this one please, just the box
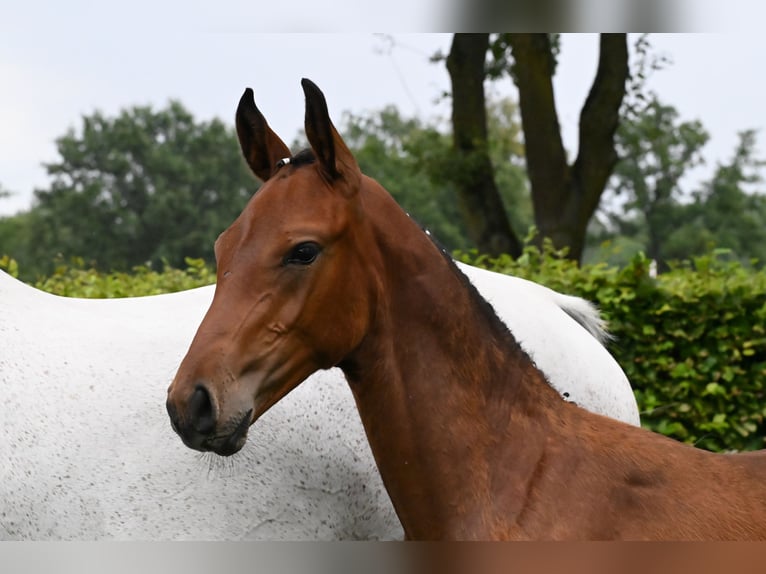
[0,254,19,278]
[23,256,215,298]
[341,106,469,250]
[0,212,37,273]
[4,101,256,281]
[459,239,766,453]
[2,99,530,281]
[340,98,530,252]
[672,130,766,264]
[593,95,766,269]
[596,95,710,270]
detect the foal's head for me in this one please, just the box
[166,80,382,455]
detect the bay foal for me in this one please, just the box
[167,79,766,540]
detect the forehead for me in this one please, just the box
[215,163,349,257]
[251,162,342,221]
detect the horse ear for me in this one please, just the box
[301,78,360,192]
[235,88,291,182]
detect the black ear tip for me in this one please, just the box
[239,87,255,106]
[301,78,323,98]
[237,88,264,125]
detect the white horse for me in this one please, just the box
[0,264,638,540]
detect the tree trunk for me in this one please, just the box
[510,33,629,261]
[446,33,522,258]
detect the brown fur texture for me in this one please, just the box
[167,79,766,540]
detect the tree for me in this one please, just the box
[666,130,766,264]
[446,34,523,257]
[341,105,467,249]
[598,96,709,271]
[25,101,256,274]
[444,33,629,261]
[592,114,766,268]
[0,211,38,277]
[341,99,530,252]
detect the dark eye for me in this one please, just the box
[284,242,321,265]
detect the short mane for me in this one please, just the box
[290,148,316,168]
[420,220,541,367]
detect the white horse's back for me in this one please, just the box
[458,263,639,426]
[0,265,638,539]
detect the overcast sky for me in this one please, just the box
[1,12,764,216]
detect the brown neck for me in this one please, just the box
[339,182,566,539]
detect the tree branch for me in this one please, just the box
[508,34,569,216]
[573,34,629,217]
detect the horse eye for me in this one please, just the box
[284,242,321,265]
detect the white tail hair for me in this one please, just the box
[550,291,612,346]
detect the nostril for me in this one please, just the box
[188,385,216,435]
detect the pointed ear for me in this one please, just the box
[236,88,291,182]
[301,78,361,191]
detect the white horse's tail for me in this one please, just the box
[550,292,612,346]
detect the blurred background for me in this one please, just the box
[3,22,766,278]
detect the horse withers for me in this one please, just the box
[167,80,766,540]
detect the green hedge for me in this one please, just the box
[4,246,766,452]
[0,255,215,297]
[457,242,766,452]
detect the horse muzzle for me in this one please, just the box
[166,384,252,456]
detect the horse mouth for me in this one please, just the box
[206,408,253,456]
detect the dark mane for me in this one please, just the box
[290,148,316,167]
[413,218,521,348]
[442,249,522,345]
